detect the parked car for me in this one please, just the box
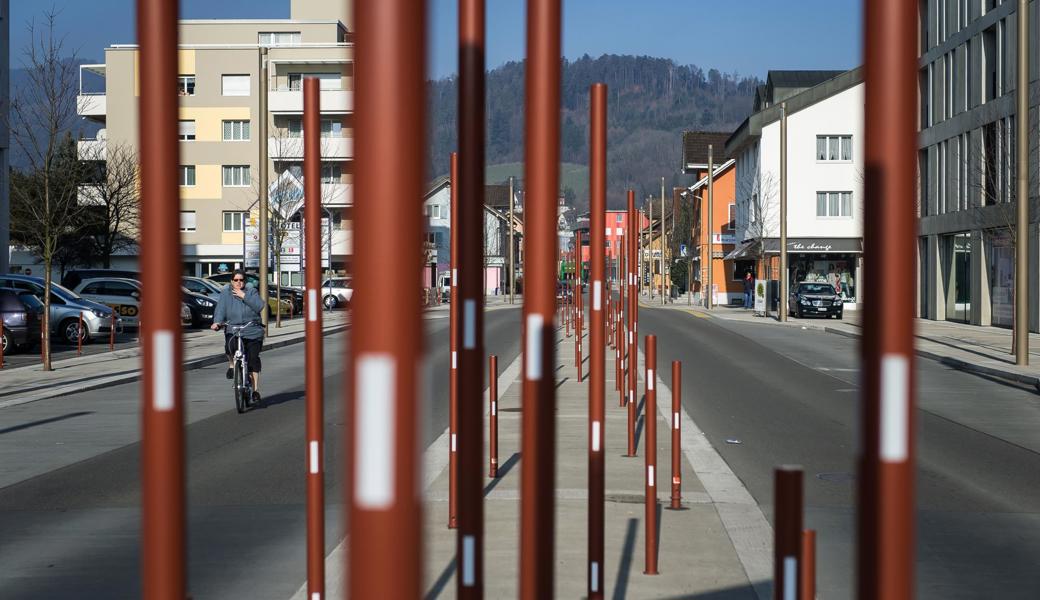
[73,278,142,331]
[185,276,290,316]
[0,288,44,354]
[788,282,843,319]
[0,274,121,344]
[182,287,217,327]
[320,277,353,309]
[61,269,140,291]
[206,272,303,313]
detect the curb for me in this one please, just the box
[0,324,350,409]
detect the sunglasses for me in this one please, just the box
[232,278,245,283]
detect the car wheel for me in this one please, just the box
[61,318,86,345]
[323,295,338,310]
[836,313,843,320]
[795,306,803,319]
[1,331,9,354]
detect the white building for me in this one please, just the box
[726,69,865,309]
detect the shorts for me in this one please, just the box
[225,334,262,373]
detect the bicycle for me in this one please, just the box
[220,322,259,413]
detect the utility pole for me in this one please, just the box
[509,176,516,304]
[1015,0,1029,366]
[660,177,666,305]
[258,46,270,328]
[648,197,654,299]
[779,103,788,323]
[706,145,714,310]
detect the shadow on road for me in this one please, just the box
[0,411,93,435]
[483,452,520,497]
[611,517,638,600]
[423,555,457,600]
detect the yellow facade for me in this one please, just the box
[180,164,222,200]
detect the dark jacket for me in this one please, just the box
[743,275,755,294]
[213,285,265,340]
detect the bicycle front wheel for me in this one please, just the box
[234,362,247,414]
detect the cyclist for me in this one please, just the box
[210,270,266,403]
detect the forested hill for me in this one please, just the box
[427,54,761,209]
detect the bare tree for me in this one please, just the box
[735,158,779,283]
[7,12,90,370]
[78,142,141,268]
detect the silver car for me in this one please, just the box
[182,276,223,301]
[73,278,142,331]
[321,277,353,309]
[0,274,121,345]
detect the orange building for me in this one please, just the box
[681,131,744,306]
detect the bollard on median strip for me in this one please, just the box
[448,151,459,530]
[669,360,682,509]
[800,529,816,600]
[774,466,803,600]
[644,334,659,575]
[626,191,637,457]
[489,354,498,478]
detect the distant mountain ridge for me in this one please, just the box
[427,53,761,209]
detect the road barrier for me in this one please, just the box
[449,151,459,530]
[575,230,583,381]
[860,1,917,598]
[644,334,659,575]
[302,77,326,600]
[137,0,187,596]
[774,466,804,600]
[489,354,498,478]
[626,191,637,458]
[670,360,682,509]
[109,313,116,351]
[78,312,84,356]
[349,0,426,596]
[801,529,816,600]
[520,1,561,596]
[587,81,607,599]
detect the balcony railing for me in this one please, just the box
[267,88,353,113]
[268,136,353,160]
[78,137,107,161]
[77,94,107,119]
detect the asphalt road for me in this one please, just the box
[637,305,1040,599]
[0,306,522,599]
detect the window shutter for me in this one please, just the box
[179,120,196,138]
[180,211,197,231]
[222,75,250,96]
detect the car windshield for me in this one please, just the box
[18,292,45,311]
[799,283,835,295]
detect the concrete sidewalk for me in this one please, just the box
[420,326,770,599]
[0,312,351,408]
[649,298,1040,391]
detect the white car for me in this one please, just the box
[321,277,353,309]
[73,277,142,331]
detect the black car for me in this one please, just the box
[61,269,140,291]
[182,287,217,327]
[206,272,305,313]
[788,282,843,319]
[1,287,44,354]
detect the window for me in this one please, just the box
[178,120,196,141]
[258,31,301,46]
[222,120,251,141]
[179,165,196,186]
[616,214,623,223]
[288,72,340,91]
[321,163,341,184]
[178,75,195,96]
[727,203,736,230]
[321,119,343,138]
[221,74,250,96]
[815,192,853,217]
[223,165,250,187]
[816,135,852,161]
[223,211,244,232]
[287,119,303,138]
[179,211,197,232]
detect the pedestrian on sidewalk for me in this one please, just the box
[743,271,755,309]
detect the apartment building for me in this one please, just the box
[917,0,1039,330]
[76,0,354,283]
[726,69,865,310]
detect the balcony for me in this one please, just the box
[78,184,103,206]
[322,183,353,206]
[268,88,353,114]
[78,135,107,161]
[78,64,107,120]
[331,228,352,257]
[268,136,353,160]
[77,94,107,119]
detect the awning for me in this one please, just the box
[725,238,862,259]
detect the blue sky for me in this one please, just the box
[11,0,862,80]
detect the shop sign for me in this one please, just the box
[712,233,737,244]
[754,279,767,314]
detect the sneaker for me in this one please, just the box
[252,391,261,405]
[226,367,234,380]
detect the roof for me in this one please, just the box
[682,131,731,173]
[485,184,512,209]
[423,176,450,200]
[726,67,863,156]
[759,70,845,110]
[681,159,737,194]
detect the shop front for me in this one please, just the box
[726,237,863,309]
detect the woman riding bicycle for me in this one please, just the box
[211,270,266,403]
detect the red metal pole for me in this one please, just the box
[0,322,5,368]
[136,0,185,597]
[801,529,816,600]
[617,233,625,405]
[302,76,326,600]
[860,1,916,599]
[449,151,459,530]
[77,312,84,356]
[670,360,682,509]
[489,354,498,478]
[774,466,803,600]
[457,0,487,594]
[644,335,659,575]
[587,82,607,599]
[349,0,425,597]
[521,0,560,596]
[575,232,582,378]
[626,191,637,457]
[110,312,116,351]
